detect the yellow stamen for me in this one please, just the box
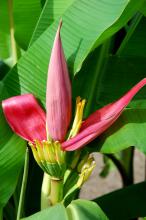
[54,141,60,164]
[29,142,41,163]
[54,141,65,164]
[42,140,50,162]
[48,141,56,163]
[68,96,86,138]
[35,140,45,161]
[44,141,55,163]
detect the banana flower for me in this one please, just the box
[2,22,146,158]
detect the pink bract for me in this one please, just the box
[46,21,71,141]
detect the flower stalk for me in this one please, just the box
[41,173,51,210]
[50,178,63,205]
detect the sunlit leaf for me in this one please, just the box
[0,1,11,61]
[22,199,108,220]
[66,199,108,220]
[30,0,75,44]
[4,0,143,106]
[13,0,42,49]
[0,84,26,210]
[0,134,25,209]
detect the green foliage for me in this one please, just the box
[75,16,146,155]
[0,75,26,215]
[13,0,42,49]
[22,199,108,220]
[3,0,141,106]
[22,204,67,220]
[30,0,75,44]
[97,109,146,154]
[0,1,11,61]
[73,17,146,117]
[0,134,25,209]
[119,16,146,57]
[95,182,146,220]
[66,200,108,220]
[140,1,146,16]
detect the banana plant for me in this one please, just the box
[0,1,146,220]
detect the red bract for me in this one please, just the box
[62,78,146,151]
[2,21,146,151]
[2,94,46,142]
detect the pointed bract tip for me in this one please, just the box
[59,19,63,29]
[55,19,62,38]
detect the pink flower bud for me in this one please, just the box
[46,21,72,141]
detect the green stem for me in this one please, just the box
[13,171,24,213]
[41,173,51,210]
[50,178,63,205]
[8,0,19,65]
[85,39,111,117]
[17,148,29,220]
[116,13,143,56]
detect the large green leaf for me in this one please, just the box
[4,0,143,106]
[140,1,146,16]
[0,1,11,61]
[0,134,25,209]
[91,1,144,50]
[73,54,146,120]
[72,17,146,118]
[30,0,75,44]
[13,0,42,49]
[22,199,108,220]
[95,182,146,220]
[94,56,146,108]
[22,204,67,220]
[89,109,146,154]
[66,200,108,220]
[117,16,146,57]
